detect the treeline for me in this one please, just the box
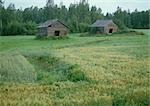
[0,0,149,36]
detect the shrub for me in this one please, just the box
[36,35,69,40]
[114,30,145,35]
[80,32,108,37]
[47,35,69,40]
[80,32,91,37]
[25,53,89,84]
[78,23,90,32]
[35,35,47,40]
[67,65,88,82]
[135,31,145,35]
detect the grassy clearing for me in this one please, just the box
[0,30,150,105]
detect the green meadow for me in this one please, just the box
[0,30,150,106]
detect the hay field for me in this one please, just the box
[0,30,150,106]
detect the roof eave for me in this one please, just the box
[37,26,47,28]
[90,25,105,28]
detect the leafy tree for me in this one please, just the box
[6,21,24,35]
[90,6,103,23]
[131,9,149,29]
[113,7,127,30]
[24,21,37,35]
[0,1,149,36]
[0,0,3,35]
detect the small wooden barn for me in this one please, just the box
[37,19,69,37]
[90,20,118,34]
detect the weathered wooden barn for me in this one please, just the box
[37,19,69,37]
[90,20,118,34]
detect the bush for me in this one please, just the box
[79,23,90,32]
[80,32,108,37]
[36,35,69,40]
[67,65,88,82]
[80,32,91,37]
[114,30,145,35]
[48,35,69,40]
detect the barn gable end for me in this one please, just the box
[37,19,69,37]
[90,20,118,34]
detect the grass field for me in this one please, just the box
[0,30,150,106]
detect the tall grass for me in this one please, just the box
[0,54,37,83]
[25,53,88,84]
[0,31,149,105]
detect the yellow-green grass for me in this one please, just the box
[0,30,150,105]
[0,54,36,83]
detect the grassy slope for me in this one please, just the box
[0,54,36,83]
[0,31,150,106]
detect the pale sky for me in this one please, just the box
[4,0,150,14]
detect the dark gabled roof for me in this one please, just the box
[90,20,114,27]
[37,19,69,28]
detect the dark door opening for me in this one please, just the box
[109,29,113,33]
[55,31,60,36]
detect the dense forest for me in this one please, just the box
[0,0,149,35]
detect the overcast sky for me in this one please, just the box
[4,0,150,14]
